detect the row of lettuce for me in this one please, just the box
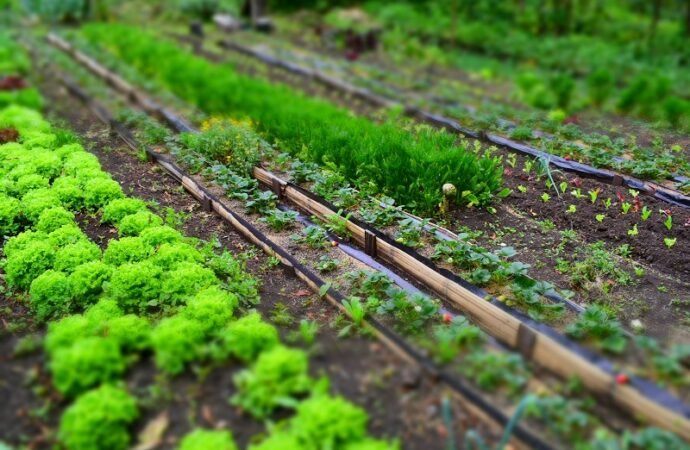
[0,89,397,450]
[73,23,506,214]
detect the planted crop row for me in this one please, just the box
[76,24,506,214]
[0,96,399,449]
[222,33,690,188]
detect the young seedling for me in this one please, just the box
[340,297,366,337]
[517,185,527,193]
[628,189,639,198]
[559,181,568,194]
[627,224,638,236]
[641,206,651,221]
[570,189,583,200]
[298,320,319,346]
[603,197,612,209]
[595,214,605,223]
[664,237,677,249]
[588,189,600,204]
[541,192,551,203]
[316,256,339,273]
[523,160,534,175]
[565,204,575,214]
[621,202,632,214]
[634,266,645,277]
[664,214,673,231]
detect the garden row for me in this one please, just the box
[43,29,690,448]
[0,78,398,450]
[212,25,690,193]
[74,23,508,214]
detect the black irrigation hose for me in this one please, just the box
[48,35,690,430]
[58,74,557,450]
[214,37,690,209]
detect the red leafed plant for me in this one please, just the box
[0,128,19,144]
[0,76,28,91]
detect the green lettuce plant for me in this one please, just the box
[116,210,163,236]
[68,261,113,305]
[215,312,279,362]
[232,346,313,419]
[29,269,72,320]
[35,206,75,233]
[178,429,238,450]
[101,197,149,225]
[50,336,126,397]
[54,240,101,273]
[151,315,206,374]
[58,384,138,450]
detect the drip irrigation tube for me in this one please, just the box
[56,73,555,450]
[48,33,690,440]
[214,37,690,209]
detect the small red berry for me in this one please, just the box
[442,313,452,323]
[615,373,629,385]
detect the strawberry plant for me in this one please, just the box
[566,306,627,354]
[461,350,529,396]
[316,255,339,273]
[291,225,328,249]
[394,218,427,248]
[260,209,299,231]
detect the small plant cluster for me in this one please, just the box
[343,270,442,336]
[540,177,683,252]
[432,234,564,322]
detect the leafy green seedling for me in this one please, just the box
[664,237,677,249]
[641,206,651,221]
[588,189,599,204]
[664,214,673,231]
